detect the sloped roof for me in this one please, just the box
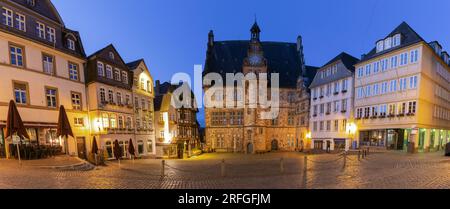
[359,22,425,63]
[11,0,64,24]
[126,59,144,70]
[204,41,308,88]
[310,52,359,89]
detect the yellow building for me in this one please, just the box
[85,44,135,160]
[127,59,156,158]
[354,22,450,152]
[0,0,89,158]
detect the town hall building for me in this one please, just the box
[203,21,318,153]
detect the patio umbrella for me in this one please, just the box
[113,140,122,168]
[92,137,99,165]
[5,100,29,164]
[56,105,73,155]
[128,138,136,158]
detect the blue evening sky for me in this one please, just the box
[53,0,450,126]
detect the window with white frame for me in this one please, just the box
[399,78,407,91]
[373,83,379,96]
[106,65,113,79]
[42,54,54,75]
[411,49,419,63]
[36,22,45,39]
[2,7,13,27]
[67,39,75,50]
[381,82,388,94]
[108,90,114,103]
[393,34,401,47]
[342,99,347,112]
[357,67,363,78]
[68,62,79,81]
[10,45,24,67]
[46,26,55,43]
[342,79,348,91]
[409,76,418,89]
[99,88,106,103]
[365,64,371,76]
[14,82,28,105]
[102,113,109,128]
[400,53,408,66]
[376,41,384,53]
[114,69,121,81]
[390,80,397,92]
[384,37,392,50]
[15,13,25,31]
[71,92,82,110]
[45,88,57,108]
[116,92,122,105]
[97,62,104,77]
[74,118,84,126]
[373,61,380,73]
[122,71,128,84]
[391,56,398,68]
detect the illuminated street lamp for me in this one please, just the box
[346,122,357,149]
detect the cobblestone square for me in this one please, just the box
[0,151,448,189]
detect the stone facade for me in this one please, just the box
[203,22,317,153]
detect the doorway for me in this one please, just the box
[247,143,254,154]
[76,137,87,159]
[271,140,279,151]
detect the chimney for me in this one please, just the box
[296,35,303,52]
[155,80,160,96]
[208,30,214,48]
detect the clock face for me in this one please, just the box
[249,55,262,65]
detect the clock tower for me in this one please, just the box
[242,21,269,153]
[243,21,267,74]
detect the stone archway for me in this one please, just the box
[271,139,279,151]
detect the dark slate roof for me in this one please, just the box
[359,22,425,63]
[204,41,307,88]
[153,95,164,111]
[11,0,63,24]
[126,59,144,70]
[309,52,359,89]
[322,52,359,71]
[158,82,179,95]
[303,65,319,88]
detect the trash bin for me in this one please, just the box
[408,142,415,154]
[445,143,450,157]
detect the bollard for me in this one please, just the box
[367,148,370,156]
[358,150,361,161]
[362,150,365,159]
[303,156,308,189]
[221,159,226,177]
[280,158,285,174]
[161,160,165,178]
[343,152,347,169]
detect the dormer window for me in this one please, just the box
[2,8,13,27]
[376,41,384,53]
[384,37,392,50]
[27,0,35,7]
[46,26,55,43]
[393,34,401,47]
[109,52,115,60]
[67,39,75,50]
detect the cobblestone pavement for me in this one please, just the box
[0,152,448,189]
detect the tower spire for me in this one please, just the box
[250,19,261,41]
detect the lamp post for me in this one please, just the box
[346,122,357,150]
